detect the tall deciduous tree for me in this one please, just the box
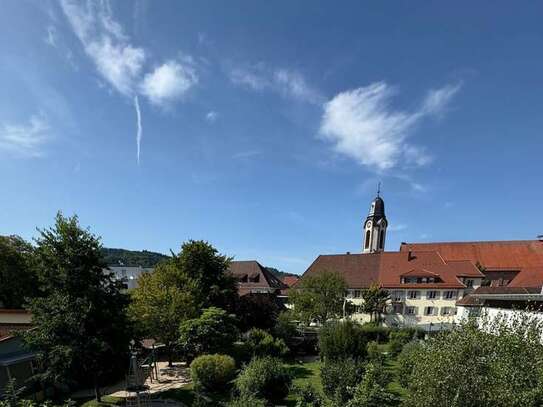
[24,213,131,401]
[172,240,238,311]
[0,235,38,308]
[289,271,347,325]
[129,262,198,366]
[360,284,390,323]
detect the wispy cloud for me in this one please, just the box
[0,114,51,157]
[140,60,198,106]
[320,82,461,172]
[60,0,145,96]
[59,0,197,164]
[45,25,58,47]
[230,64,323,104]
[205,111,218,123]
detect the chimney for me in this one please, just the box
[538,235,543,242]
[346,251,351,255]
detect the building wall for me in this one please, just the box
[346,283,481,331]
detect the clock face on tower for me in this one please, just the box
[366,221,372,229]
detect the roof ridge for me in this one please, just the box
[402,240,541,246]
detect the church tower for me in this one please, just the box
[363,185,388,253]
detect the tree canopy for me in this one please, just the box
[402,315,543,407]
[360,284,390,323]
[24,213,131,400]
[0,235,38,308]
[289,271,347,324]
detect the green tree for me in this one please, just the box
[404,316,543,407]
[178,307,239,361]
[346,362,399,407]
[318,320,368,362]
[360,284,390,323]
[129,261,198,365]
[289,271,347,325]
[172,240,238,311]
[24,213,131,401]
[0,235,38,308]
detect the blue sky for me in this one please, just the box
[1,1,542,273]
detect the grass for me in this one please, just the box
[284,359,322,406]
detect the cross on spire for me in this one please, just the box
[377,182,381,197]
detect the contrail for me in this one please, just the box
[134,95,142,165]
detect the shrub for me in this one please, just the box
[320,357,365,404]
[273,310,299,343]
[227,394,267,407]
[366,341,384,364]
[318,320,367,362]
[294,383,324,407]
[360,324,391,343]
[244,328,289,358]
[179,307,239,361]
[190,354,236,392]
[234,356,292,403]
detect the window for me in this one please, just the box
[353,290,361,298]
[365,230,371,249]
[379,230,385,249]
[466,279,474,288]
[392,303,404,314]
[441,307,456,316]
[391,290,404,301]
[444,290,457,300]
[405,306,418,315]
[424,306,437,316]
[426,290,438,299]
[408,290,420,299]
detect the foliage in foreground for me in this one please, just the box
[320,357,365,405]
[234,356,292,403]
[190,354,236,393]
[402,315,543,407]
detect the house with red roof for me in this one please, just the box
[228,260,288,296]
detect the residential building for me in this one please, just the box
[0,309,32,340]
[228,260,288,296]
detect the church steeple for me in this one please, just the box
[363,185,388,253]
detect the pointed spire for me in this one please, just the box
[377,182,381,198]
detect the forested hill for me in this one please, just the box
[101,248,170,267]
[101,247,297,278]
[265,267,298,279]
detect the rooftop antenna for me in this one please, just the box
[377,182,381,198]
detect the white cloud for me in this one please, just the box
[140,61,198,106]
[60,0,145,96]
[205,111,218,122]
[0,114,51,157]
[320,82,460,171]
[230,65,323,104]
[422,83,461,115]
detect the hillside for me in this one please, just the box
[101,247,170,267]
[101,247,297,279]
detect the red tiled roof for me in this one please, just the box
[301,251,483,289]
[228,261,288,295]
[400,240,543,287]
[282,276,300,287]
